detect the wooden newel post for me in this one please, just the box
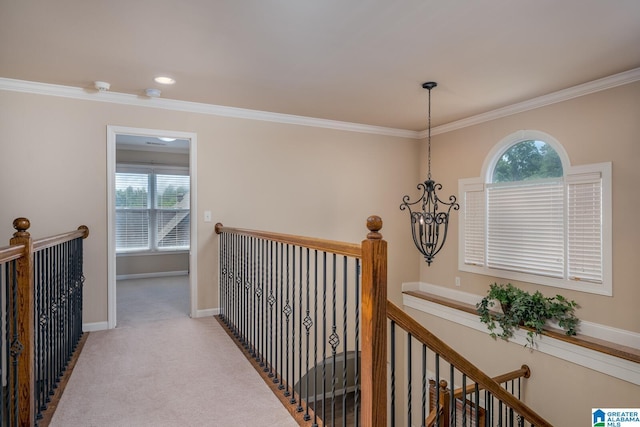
[361,215,387,427]
[9,217,35,426]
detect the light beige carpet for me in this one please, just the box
[49,315,298,426]
[116,276,190,327]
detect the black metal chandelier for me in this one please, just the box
[400,82,459,265]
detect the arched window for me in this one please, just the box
[492,140,563,182]
[458,130,611,295]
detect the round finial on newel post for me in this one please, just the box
[12,217,31,237]
[366,215,383,240]
[215,223,224,235]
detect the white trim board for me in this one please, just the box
[107,126,199,329]
[2,67,639,139]
[195,308,219,318]
[116,270,189,281]
[402,282,640,386]
[83,321,109,332]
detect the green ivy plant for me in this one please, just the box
[476,283,579,348]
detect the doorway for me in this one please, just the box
[107,126,198,329]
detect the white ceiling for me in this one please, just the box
[1,0,639,131]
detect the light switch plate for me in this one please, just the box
[204,211,212,222]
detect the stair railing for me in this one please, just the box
[1,218,88,427]
[387,302,550,427]
[216,216,552,427]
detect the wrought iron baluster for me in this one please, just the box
[240,235,246,347]
[434,353,440,426]
[52,244,59,399]
[329,254,339,426]
[422,344,427,427]
[250,236,256,358]
[321,251,327,425]
[462,373,467,426]
[257,238,264,366]
[283,244,291,397]
[390,320,396,427]
[474,384,480,427]
[34,251,43,417]
[407,332,412,427]
[450,361,456,426]
[289,244,298,405]
[341,256,347,427]
[295,246,304,410]
[302,248,311,420]
[10,260,21,427]
[1,264,5,426]
[267,241,274,378]
[354,258,360,427]
[275,242,281,387]
[219,233,225,322]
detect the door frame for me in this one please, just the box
[106,125,198,329]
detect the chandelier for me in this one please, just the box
[400,82,459,265]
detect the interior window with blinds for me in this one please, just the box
[116,166,190,253]
[458,137,611,295]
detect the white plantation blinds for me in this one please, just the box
[458,134,611,295]
[487,180,564,278]
[567,172,603,283]
[155,174,190,250]
[116,166,190,253]
[464,183,485,266]
[116,173,150,251]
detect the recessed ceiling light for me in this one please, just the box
[158,137,177,142]
[154,76,176,85]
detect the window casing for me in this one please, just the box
[458,131,612,295]
[116,165,190,253]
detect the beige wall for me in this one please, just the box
[413,81,640,423]
[2,81,637,423]
[406,306,639,427]
[116,253,189,277]
[424,81,640,332]
[0,89,420,323]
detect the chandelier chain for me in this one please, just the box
[427,86,432,180]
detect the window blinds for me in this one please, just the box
[115,169,190,253]
[567,172,603,283]
[115,173,150,252]
[464,184,485,266]
[486,180,565,278]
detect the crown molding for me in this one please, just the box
[3,67,639,140]
[0,77,419,140]
[421,67,640,139]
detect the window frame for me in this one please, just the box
[115,163,191,254]
[458,130,612,296]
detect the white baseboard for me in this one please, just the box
[116,270,189,280]
[402,281,640,386]
[194,308,220,318]
[83,321,109,332]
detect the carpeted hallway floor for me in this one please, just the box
[49,277,298,427]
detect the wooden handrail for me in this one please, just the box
[33,225,89,251]
[214,223,361,258]
[0,243,26,263]
[453,365,530,399]
[386,301,552,427]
